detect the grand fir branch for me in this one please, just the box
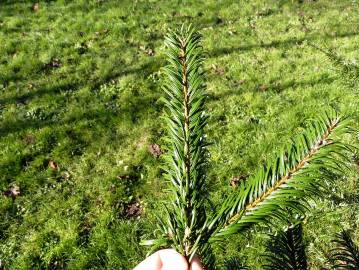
[226,117,339,226]
[155,26,210,265]
[179,35,193,256]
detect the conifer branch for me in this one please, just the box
[331,230,359,269]
[263,222,308,270]
[143,24,213,266]
[210,114,353,239]
[225,257,249,270]
[309,43,359,92]
[142,25,355,270]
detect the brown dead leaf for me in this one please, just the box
[259,84,269,92]
[139,45,155,56]
[123,201,142,218]
[148,144,164,158]
[48,160,59,170]
[96,196,104,207]
[211,64,225,75]
[32,3,39,12]
[117,175,130,180]
[23,134,36,145]
[109,184,116,193]
[146,48,155,56]
[46,58,62,69]
[230,175,248,188]
[239,79,246,85]
[4,185,20,199]
[171,12,193,19]
[61,171,70,180]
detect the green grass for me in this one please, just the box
[0,0,358,269]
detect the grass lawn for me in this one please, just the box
[0,0,358,269]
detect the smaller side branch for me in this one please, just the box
[227,118,338,225]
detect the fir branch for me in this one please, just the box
[210,114,353,239]
[225,257,249,270]
[309,43,359,92]
[263,222,308,270]
[142,25,355,269]
[331,230,359,269]
[145,24,213,265]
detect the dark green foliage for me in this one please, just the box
[331,230,359,269]
[144,25,354,269]
[211,113,353,239]
[144,24,215,266]
[161,26,208,257]
[263,223,308,270]
[225,257,249,270]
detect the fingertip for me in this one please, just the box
[133,251,162,270]
[158,249,188,270]
[190,255,204,270]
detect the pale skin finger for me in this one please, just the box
[134,249,189,270]
[190,255,204,270]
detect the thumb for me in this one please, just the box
[158,249,188,270]
[190,255,204,270]
[134,249,188,270]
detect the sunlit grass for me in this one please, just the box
[0,0,358,269]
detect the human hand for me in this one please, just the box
[134,249,203,270]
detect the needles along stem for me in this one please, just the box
[141,24,355,270]
[159,24,210,263]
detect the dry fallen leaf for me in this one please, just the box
[46,58,62,69]
[23,134,36,145]
[211,64,225,75]
[123,201,142,219]
[48,160,59,170]
[148,144,164,158]
[96,196,104,207]
[4,185,21,199]
[139,45,155,56]
[239,79,246,85]
[117,175,130,180]
[259,84,269,92]
[230,175,248,188]
[61,171,70,180]
[32,3,39,12]
[146,48,155,56]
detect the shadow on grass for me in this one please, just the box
[209,31,359,58]
[208,76,336,101]
[0,83,161,138]
[0,59,163,106]
[1,26,357,141]
[2,30,355,108]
